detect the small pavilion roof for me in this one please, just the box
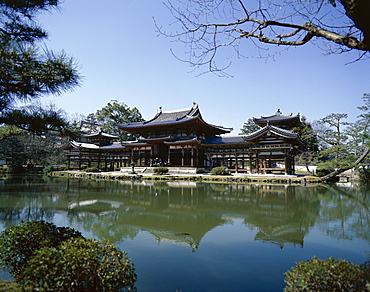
[203,124,304,147]
[117,103,233,136]
[253,109,301,128]
[81,130,119,140]
[202,135,246,145]
[61,141,125,151]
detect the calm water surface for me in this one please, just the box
[0,175,369,292]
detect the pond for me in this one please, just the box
[0,175,369,292]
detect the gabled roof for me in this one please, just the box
[203,124,304,147]
[81,130,119,140]
[253,109,301,128]
[202,135,246,145]
[117,103,233,136]
[61,141,125,151]
[243,124,304,146]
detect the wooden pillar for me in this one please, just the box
[181,147,185,167]
[284,156,288,174]
[168,146,171,165]
[191,147,194,167]
[78,153,82,170]
[138,149,141,166]
[235,154,238,173]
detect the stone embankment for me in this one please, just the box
[49,170,322,184]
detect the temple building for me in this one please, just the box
[61,103,304,174]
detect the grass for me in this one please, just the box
[0,280,23,292]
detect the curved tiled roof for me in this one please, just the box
[203,125,304,147]
[81,130,119,139]
[117,103,232,135]
[62,141,126,151]
[253,109,301,128]
[202,135,245,145]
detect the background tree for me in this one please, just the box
[82,113,101,133]
[239,118,260,135]
[0,131,66,170]
[292,117,319,174]
[313,94,370,179]
[159,0,369,74]
[0,0,80,137]
[95,100,144,141]
[314,113,351,174]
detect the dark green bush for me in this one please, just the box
[284,257,370,291]
[357,167,370,183]
[0,221,83,278]
[85,166,100,172]
[21,238,137,292]
[210,166,229,175]
[153,166,168,175]
[316,166,335,177]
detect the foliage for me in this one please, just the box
[284,257,370,291]
[210,166,229,175]
[85,166,100,172]
[83,113,101,133]
[312,95,370,179]
[94,100,144,141]
[0,221,83,278]
[0,131,66,169]
[159,0,369,75]
[0,280,23,292]
[0,0,80,135]
[20,238,137,292]
[239,118,260,135]
[316,165,335,177]
[357,167,370,183]
[153,166,169,175]
[315,113,353,170]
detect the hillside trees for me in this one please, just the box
[87,100,144,141]
[314,93,370,179]
[159,0,369,74]
[0,0,80,137]
[239,118,260,135]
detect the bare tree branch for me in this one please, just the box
[157,0,369,74]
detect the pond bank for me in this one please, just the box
[49,170,322,184]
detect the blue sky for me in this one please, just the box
[38,0,369,135]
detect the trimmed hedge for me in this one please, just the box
[0,221,137,292]
[0,221,83,277]
[153,166,169,175]
[284,257,370,291]
[21,238,137,292]
[210,166,229,175]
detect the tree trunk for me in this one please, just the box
[320,147,370,181]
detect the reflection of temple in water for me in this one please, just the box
[65,180,320,249]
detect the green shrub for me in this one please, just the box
[284,257,370,292]
[21,238,137,292]
[316,166,335,177]
[85,166,100,172]
[357,167,370,183]
[42,165,55,174]
[0,280,23,291]
[153,166,168,175]
[210,166,229,175]
[0,221,83,278]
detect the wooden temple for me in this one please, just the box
[61,104,304,174]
